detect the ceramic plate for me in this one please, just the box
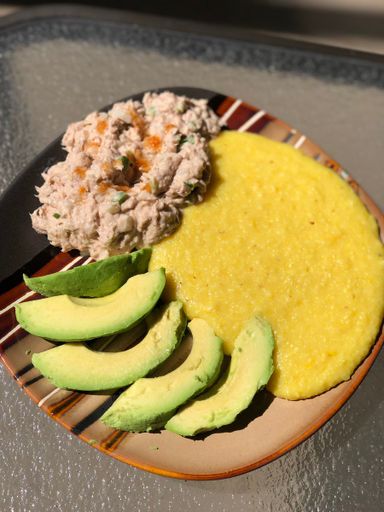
[0,87,383,480]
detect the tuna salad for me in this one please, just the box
[31,91,220,259]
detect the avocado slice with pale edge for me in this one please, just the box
[15,269,165,342]
[31,301,186,391]
[100,318,224,432]
[165,316,275,436]
[23,248,152,298]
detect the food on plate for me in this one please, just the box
[165,316,274,436]
[15,268,165,342]
[31,301,186,391]
[150,130,384,400]
[14,89,384,443]
[24,255,274,435]
[101,318,224,432]
[31,92,220,260]
[23,248,151,297]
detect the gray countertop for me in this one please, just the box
[0,6,383,511]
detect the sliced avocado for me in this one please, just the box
[15,269,165,342]
[100,318,224,432]
[23,248,152,298]
[165,316,275,436]
[31,302,186,391]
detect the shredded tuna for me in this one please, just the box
[31,91,220,259]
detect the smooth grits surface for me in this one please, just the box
[150,131,384,399]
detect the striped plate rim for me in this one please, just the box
[0,91,383,480]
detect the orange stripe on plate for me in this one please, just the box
[47,392,85,418]
[100,430,129,452]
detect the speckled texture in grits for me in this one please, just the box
[150,131,384,399]
[1,11,384,512]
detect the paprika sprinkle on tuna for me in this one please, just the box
[165,123,176,132]
[144,135,162,152]
[98,182,110,194]
[96,119,108,134]
[73,166,87,178]
[78,186,87,197]
[31,91,219,260]
[142,182,152,193]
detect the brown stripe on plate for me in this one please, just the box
[0,245,59,298]
[0,284,35,312]
[244,113,273,134]
[100,429,129,452]
[47,392,85,418]
[0,294,39,338]
[222,103,262,131]
[0,255,89,346]
[324,157,342,172]
[0,249,75,306]
[0,310,20,342]
[0,251,86,311]
[0,253,85,333]
[214,96,237,118]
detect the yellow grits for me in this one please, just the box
[150,131,384,399]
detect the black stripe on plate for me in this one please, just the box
[282,131,295,143]
[23,375,44,387]
[14,362,34,378]
[71,389,123,435]
[208,93,227,113]
[0,245,61,294]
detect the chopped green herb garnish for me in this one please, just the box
[120,156,130,170]
[150,178,159,194]
[177,134,195,151]
[53,213,61,219]
[150,446,159,451]
[88,439,97,446]
[113,191,128,204]
[147,106,157,116]
[184,181,197,192]
[178,135,188,148]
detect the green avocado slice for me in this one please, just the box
[31,301,186,391]
[23,248,152,298]
[165,316,275,437]
[100,318,224,432]
[15,269,165,342]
